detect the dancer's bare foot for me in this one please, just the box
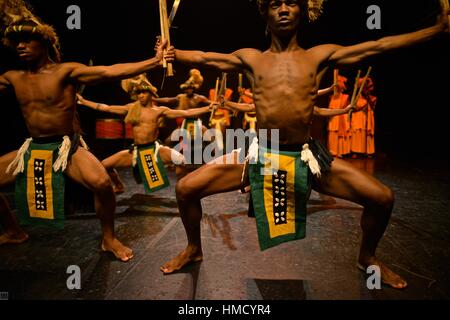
[0,231,29,246]
[160,248,203,274]
[358,257,407,289]
[101,238,134,262]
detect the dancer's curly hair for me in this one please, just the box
[1,0,62,62]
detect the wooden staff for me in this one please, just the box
[355,67,372,103]
[168,0,181,28]
[159,0,173,76]
[356,67,372,97]
[209,77,221,125]
[213,77,220,101]
[350,70,361,105]
[333,69,339,96]
[210,74,227,150]
[348,70,361,123]
[356,67,372,133]
[233,73,244,117]
[349,67,372,123]
[440,0,450,34]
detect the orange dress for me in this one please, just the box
[327,93,350,157]
[209,88,233,127]
[350,95,376,155]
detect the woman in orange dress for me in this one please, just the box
[350,77,376,157]
[327,75,351,157]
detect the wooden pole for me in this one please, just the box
[333,69,339,96]
[349,70,361,124]
[350,70,361,106]
[214,77,220,101]
[209,77,220,125]
[235,73,244,116]
[159,0,173,76]
[355,67,372,103]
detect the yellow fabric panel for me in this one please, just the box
[139,149,165,189]
[263,152,296,239]
[27,150,55,220]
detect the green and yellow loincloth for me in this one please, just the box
[7,135,88,228]
[131,142,170,193]
[248,145,310,251]
[10,137,76,229]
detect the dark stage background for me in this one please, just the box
[1,0,449,158]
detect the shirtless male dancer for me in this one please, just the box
[76,74,213,193]
[0,3,175,261]
[160,0,449,288]
[155,69,211,135]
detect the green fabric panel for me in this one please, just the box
[15,142,65,229]
[249,147,309,251]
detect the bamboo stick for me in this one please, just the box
[333,69,339,96]
[209,77,220,125]
[235,73,244,116]
[214,77,220,101]
[350,70,361,106]
[159,0,173,76]
[355,67,372,102]
[349,70,361,124]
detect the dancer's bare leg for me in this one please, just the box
[101,150,133,194]
[161,151,243,274]
[0,194,29,245]
[0,151,29,245]
[312,158,406,289]
[66,148,133,262]
[158,146,188,180]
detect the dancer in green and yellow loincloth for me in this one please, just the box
[77,74,213,194]
[160,0,449,290]
[0,0,174,261]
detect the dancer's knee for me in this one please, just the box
[176,178,197,202]
[101,159,111,169]
[91,173,113,193]
[373,186,395,210]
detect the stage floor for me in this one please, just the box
[1,155,449,300]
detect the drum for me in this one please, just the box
[95,119,124,139]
